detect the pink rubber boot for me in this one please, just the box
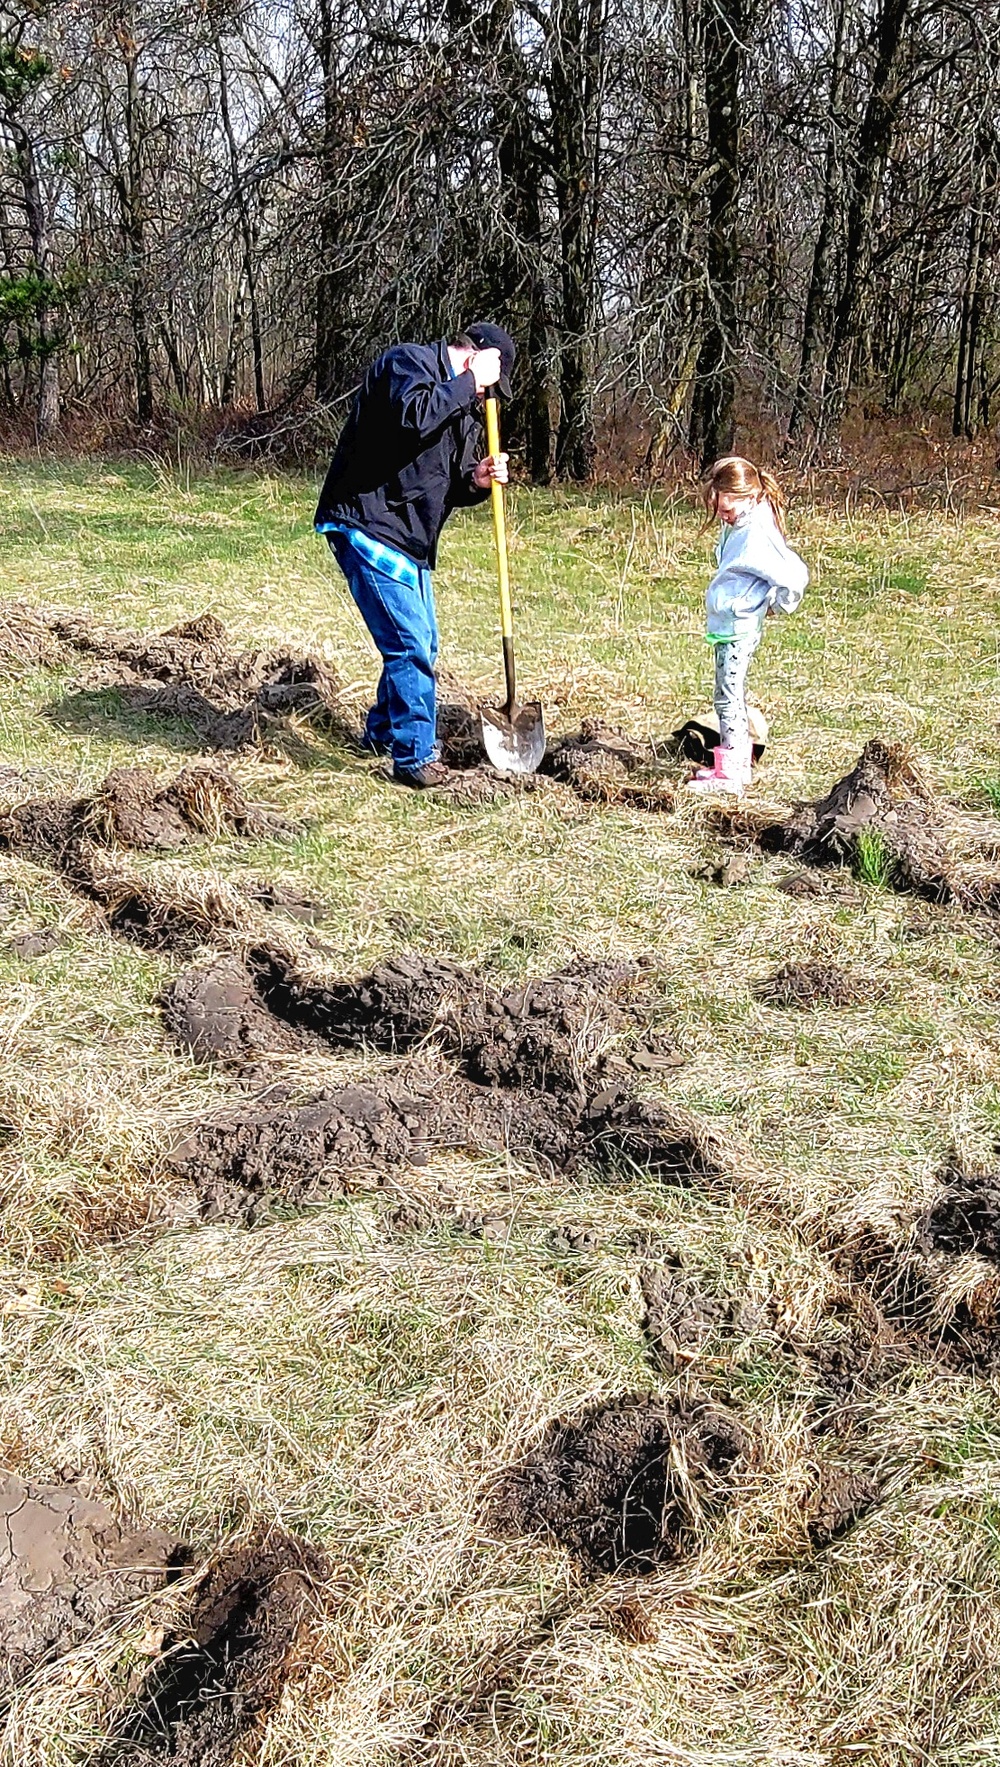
[685,737,750,796]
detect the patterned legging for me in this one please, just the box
[713,626,762,748]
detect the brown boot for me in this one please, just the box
[391,760,452,789]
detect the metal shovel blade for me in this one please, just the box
[481,700,547,774]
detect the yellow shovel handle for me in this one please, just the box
[484,396,516,711]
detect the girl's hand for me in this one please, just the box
[473,453,509,489]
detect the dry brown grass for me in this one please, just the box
[1,461,999,1763]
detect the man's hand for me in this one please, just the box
[472,453,509,490]
[467,348,502,394]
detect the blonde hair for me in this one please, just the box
[703,455,787,537]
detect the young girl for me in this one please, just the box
[686,455,808,796]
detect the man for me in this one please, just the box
[315,322,515,787]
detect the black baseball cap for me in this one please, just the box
[466,321,515,397]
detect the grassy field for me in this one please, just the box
[2,458,1000,1765]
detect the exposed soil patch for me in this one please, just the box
[109,1529,329,1766]
[492,1393,749,1573]
[3,925,68,960]
[712,740,1000,909]
[164,1064,716,1224]
[808,1467,882,1547]
[916,1163,1000,1263]
[160,948,710,1218]
[828,1216,1000,1372]
[4,603,354,754]
[435,702,675,810]
[0,1473,181,1698]
[753,960,870,1009]
[0,763,301,953]
[240,947,679,1097]
[640,1263,728,1370]
[542,721,675,811]
[0,761,294,866]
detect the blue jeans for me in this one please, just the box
[327,532,439,770]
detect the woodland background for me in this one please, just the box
[0,0,996,480]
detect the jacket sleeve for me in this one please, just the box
[387,349,479,441]
[450,414,491,508]
[727,518,808,614]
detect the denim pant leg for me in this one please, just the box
[328,535,438,769]
[713,627,762,748]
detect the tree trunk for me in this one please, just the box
[688,0,744,467]
[548,0,606,481]
[787,0,848,441]
[823,0,912,429]
[5,113,60,437]
[217,38,266,411]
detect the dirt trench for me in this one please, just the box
[0,604,353,754]
[165,947,681,1095]
[492,1393,749,1574]
[0,1473,182,1700]
[160,949,713,1221]
[0,762,307,952]
[106,1530,329,1767]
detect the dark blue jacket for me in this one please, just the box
[315,339,489,568]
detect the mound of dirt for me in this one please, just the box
[238,947,678,1098]
[714,740,1000,910]
[162,955,319,1062]
[808,1467,882,1547]
[493,1394,749,1573]
[543,721,675,811]
[916,1164,1000,1263]
[111,1530,329,1766]
[0,601,354,753]
[165,1060,714,1224]
[0,1473,181,1697]
[753,960,869,1009]
[0,762,294,866]
[640,1263,728,1369]
[168,1078,428,1220]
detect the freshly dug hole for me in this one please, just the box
[172,946,680,1096]
[107,1530,330,1766]
[435,701,675,810]
[0,1473,182,1699]
[492,1394,749,1573]
[916,1162,1000,1262]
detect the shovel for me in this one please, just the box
[479,393,546,774]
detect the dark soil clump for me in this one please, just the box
[162,956,319,1063]
[0,762,293,866]
[161,948,708,1219]
[753,960,869,1009]
[916,1163,1000,1263]
[714,741,995,908]
[543,721,675,811]
[164,1064,715,1224]
[493,1393,749,1573]
[641,1264,728,1369]
[808,1467,882,1547]
[242,946,678,1097]
[110,1530,329,1766]
[0,1473,181,1698]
